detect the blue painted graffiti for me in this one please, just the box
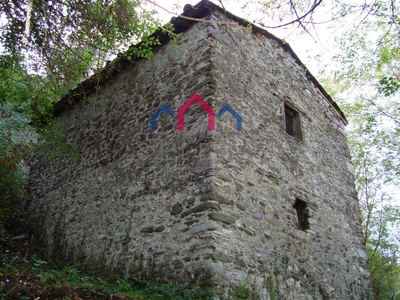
[150,103,175,131]
[217,104,242,131]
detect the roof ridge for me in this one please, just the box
[53,0,347,124]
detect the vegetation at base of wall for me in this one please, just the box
[235,281,250,299]
[0,231,209,300]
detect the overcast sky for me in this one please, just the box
[150,1,351,71]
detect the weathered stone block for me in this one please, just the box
[181,201,221,218]
[190,221,220,234]
[208,212,236,224]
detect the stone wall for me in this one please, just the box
[28,8,372,300]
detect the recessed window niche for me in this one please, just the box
[284,104,302,140]
[293,198,310,231]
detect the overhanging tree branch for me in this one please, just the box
[360,93,400,125]
[259,0,323,29]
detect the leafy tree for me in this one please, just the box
[0,0,167,232]
[344,98,400,299]
[0,0,161,89]
[0,0,171,231]
[311,1,400,298]
[0,56,36,225]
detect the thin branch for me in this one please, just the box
[137,4,179,38]
[218,0,227,14]
[144,0,323,30]
[289,0,317,43]
[361,93,400,125]
[369,194,387,271]
[347,0,379,52]
[363,156,372,244]
[285,7,367,25]
[374,24,393,51]
[262,0,324,29]
[22,0,33,44]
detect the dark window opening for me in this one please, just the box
[293,198,310,231]
[284,104,302,140]
[285,107,294,136]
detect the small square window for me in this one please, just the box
[284,104,302,140]
[293,198,310,231]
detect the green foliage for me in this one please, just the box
[0,0,170,234]
[0,8,172,298]
[0,0,163,227]
[338,93,400,300]
[1,219,209,299]
[0,58,36,225]
[314,2,400,298]
[236,281,250,299]
[0,0,160,89]
[141,281,205,300]
[378,76,400,97]
[319,2,400,296]
[1,251,209,299]
[367,247,400,300]
[266,277,280,300]
[125,36,162,61]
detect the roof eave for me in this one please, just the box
[53,0,347,125]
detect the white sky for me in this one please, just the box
[145,0,344,75]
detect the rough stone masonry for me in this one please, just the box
[27,1,373,299]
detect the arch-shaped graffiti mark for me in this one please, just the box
[177,93,214,131]
[150,104,175,131]
[218,104,242,130]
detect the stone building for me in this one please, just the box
[27,1,373,299]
